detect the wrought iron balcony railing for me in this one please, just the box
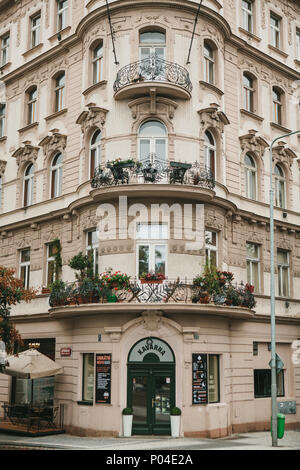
[113,54,193,95]
[91,157,215,190]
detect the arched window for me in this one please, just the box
[23,163,34,207]
[92,42,103,84]
[204,41,215,84]
[275,163,286,208]
[139,30,166,61]
[138,120,167,164]
[243,73,254,112]
[204,130,216,179]
[272,88,282,125]
[89,129,101,179]
[244,153,257,200]
[51,153,63,198]
[54,72,65,112]
[27,87,37,125]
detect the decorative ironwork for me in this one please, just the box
[113,54,193,94]
[91,156,215,190]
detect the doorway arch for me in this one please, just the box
[127,337,175,435]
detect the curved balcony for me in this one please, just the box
[113,55,192,100]
[90,157,215,202]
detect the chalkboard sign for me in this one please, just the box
[192,354,208,404]
[95,354,111,404]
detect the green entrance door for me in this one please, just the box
[127,337,175,435]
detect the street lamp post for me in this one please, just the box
[269,129,300,447]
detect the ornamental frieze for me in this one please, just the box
[76,104,109,134]
[11,141,39,167]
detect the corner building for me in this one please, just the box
[0,0,299,437]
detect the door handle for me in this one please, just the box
[152,398,156,408]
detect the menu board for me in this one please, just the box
[95,354,111,404]
[192,354,208,405]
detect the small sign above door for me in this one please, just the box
[128,337,175,363]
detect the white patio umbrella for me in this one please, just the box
[1,348,64,379]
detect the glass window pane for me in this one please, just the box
[139,121,167,137]
[21,249,30,263]
[139,31,165,44]
[277,250,288,265]
[82,353,94,402]
[252,262,259,293]
[138,245,149,277]
[208,355,219,403]
[132,376,148,425]
[155,139,166,161]
[140,139,150,162]
[155,245,166,275]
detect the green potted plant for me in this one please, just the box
[170,407,181,437]
[122,407,133,437]
[68,252,93,282]
[49,279,71,307]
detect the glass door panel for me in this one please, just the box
[132,376,148,426]
[153,376,171,425]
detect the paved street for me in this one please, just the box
[0,430,299,451]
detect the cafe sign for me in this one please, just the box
[128,337,174,363]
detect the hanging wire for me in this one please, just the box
[105,0,119,65]
[186,0,204,64]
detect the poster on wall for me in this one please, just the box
[192,353,208,404]
[95,354,111,404]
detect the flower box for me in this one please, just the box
[140,279,163,284]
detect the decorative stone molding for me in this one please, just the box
[141,310,163,332]
[0,160,7,175]
[198,103,230,134]
[11,140,39,167]
[272,141,297,169]
[239,130,269,159]
[39,129,67,162]
[76,103,109,135]
[128,95,178,128]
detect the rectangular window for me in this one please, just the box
[277,250,289,297]
[208,354,220,403]
[297,30,300,61]
[46,243,57,287]
[136,223,168,279]
[57,0,68,31]
[254,369,284,398]
[1,34,9,66]
[0,104,5,138]
[246,242,260,293]
[20,249,30,289]
[192,353,220,404]
[242,0,253,33]
[270,14,281,48]
[205,230,218,267]
[54,74,65,112]
[86,230,99,276]
[31,13,41,48]
[253,341,258,356]
[82,353,94,402]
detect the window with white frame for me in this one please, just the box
[242,0,253,33]
[0,104,5,138]
[136,223,168,278]
[54,72,65,112]
[86,230,99,276]
[244,153,257,200]
[204,130,216,179]
[277,250,289,297]
[272,88,283,125]
[0,175,2,210]
[46,243,57,287]
[246,242,260,293]
[1,34,9,66]
[274,163,286,209]
[139,30,165,61]
[205,230,218,267]
[270,14,281,48]
[23,163,34,207]
[243,73,254,112]
[203,41,214,84]
[138,120,167,165]
[31,13,41,48]
[297,30,300,60]
[27,87,37,124]
[89,129,101,179]
[57,0,68,31]
[50,153,63,198]
[20,249,30,289]
[82,353,94,403]
[92,42,103,85]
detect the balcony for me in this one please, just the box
[113,55,192,100]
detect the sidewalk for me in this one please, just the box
[0,430,299,450]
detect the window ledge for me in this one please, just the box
[240,109,264,122]
[22,43,44,58]
[0,136,7,143]
[270,122,291,134]
[83,80,107,96]
[0,61,12,73]
[77,401,93,406]
[18,122,39,133]
[48,26,71,43]
[268,44,288,58]
[238,27,261,42]
[199,81,224,96]
[45,108,68,121]
[294,59,300,67]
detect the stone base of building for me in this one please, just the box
[65,426,119,438]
